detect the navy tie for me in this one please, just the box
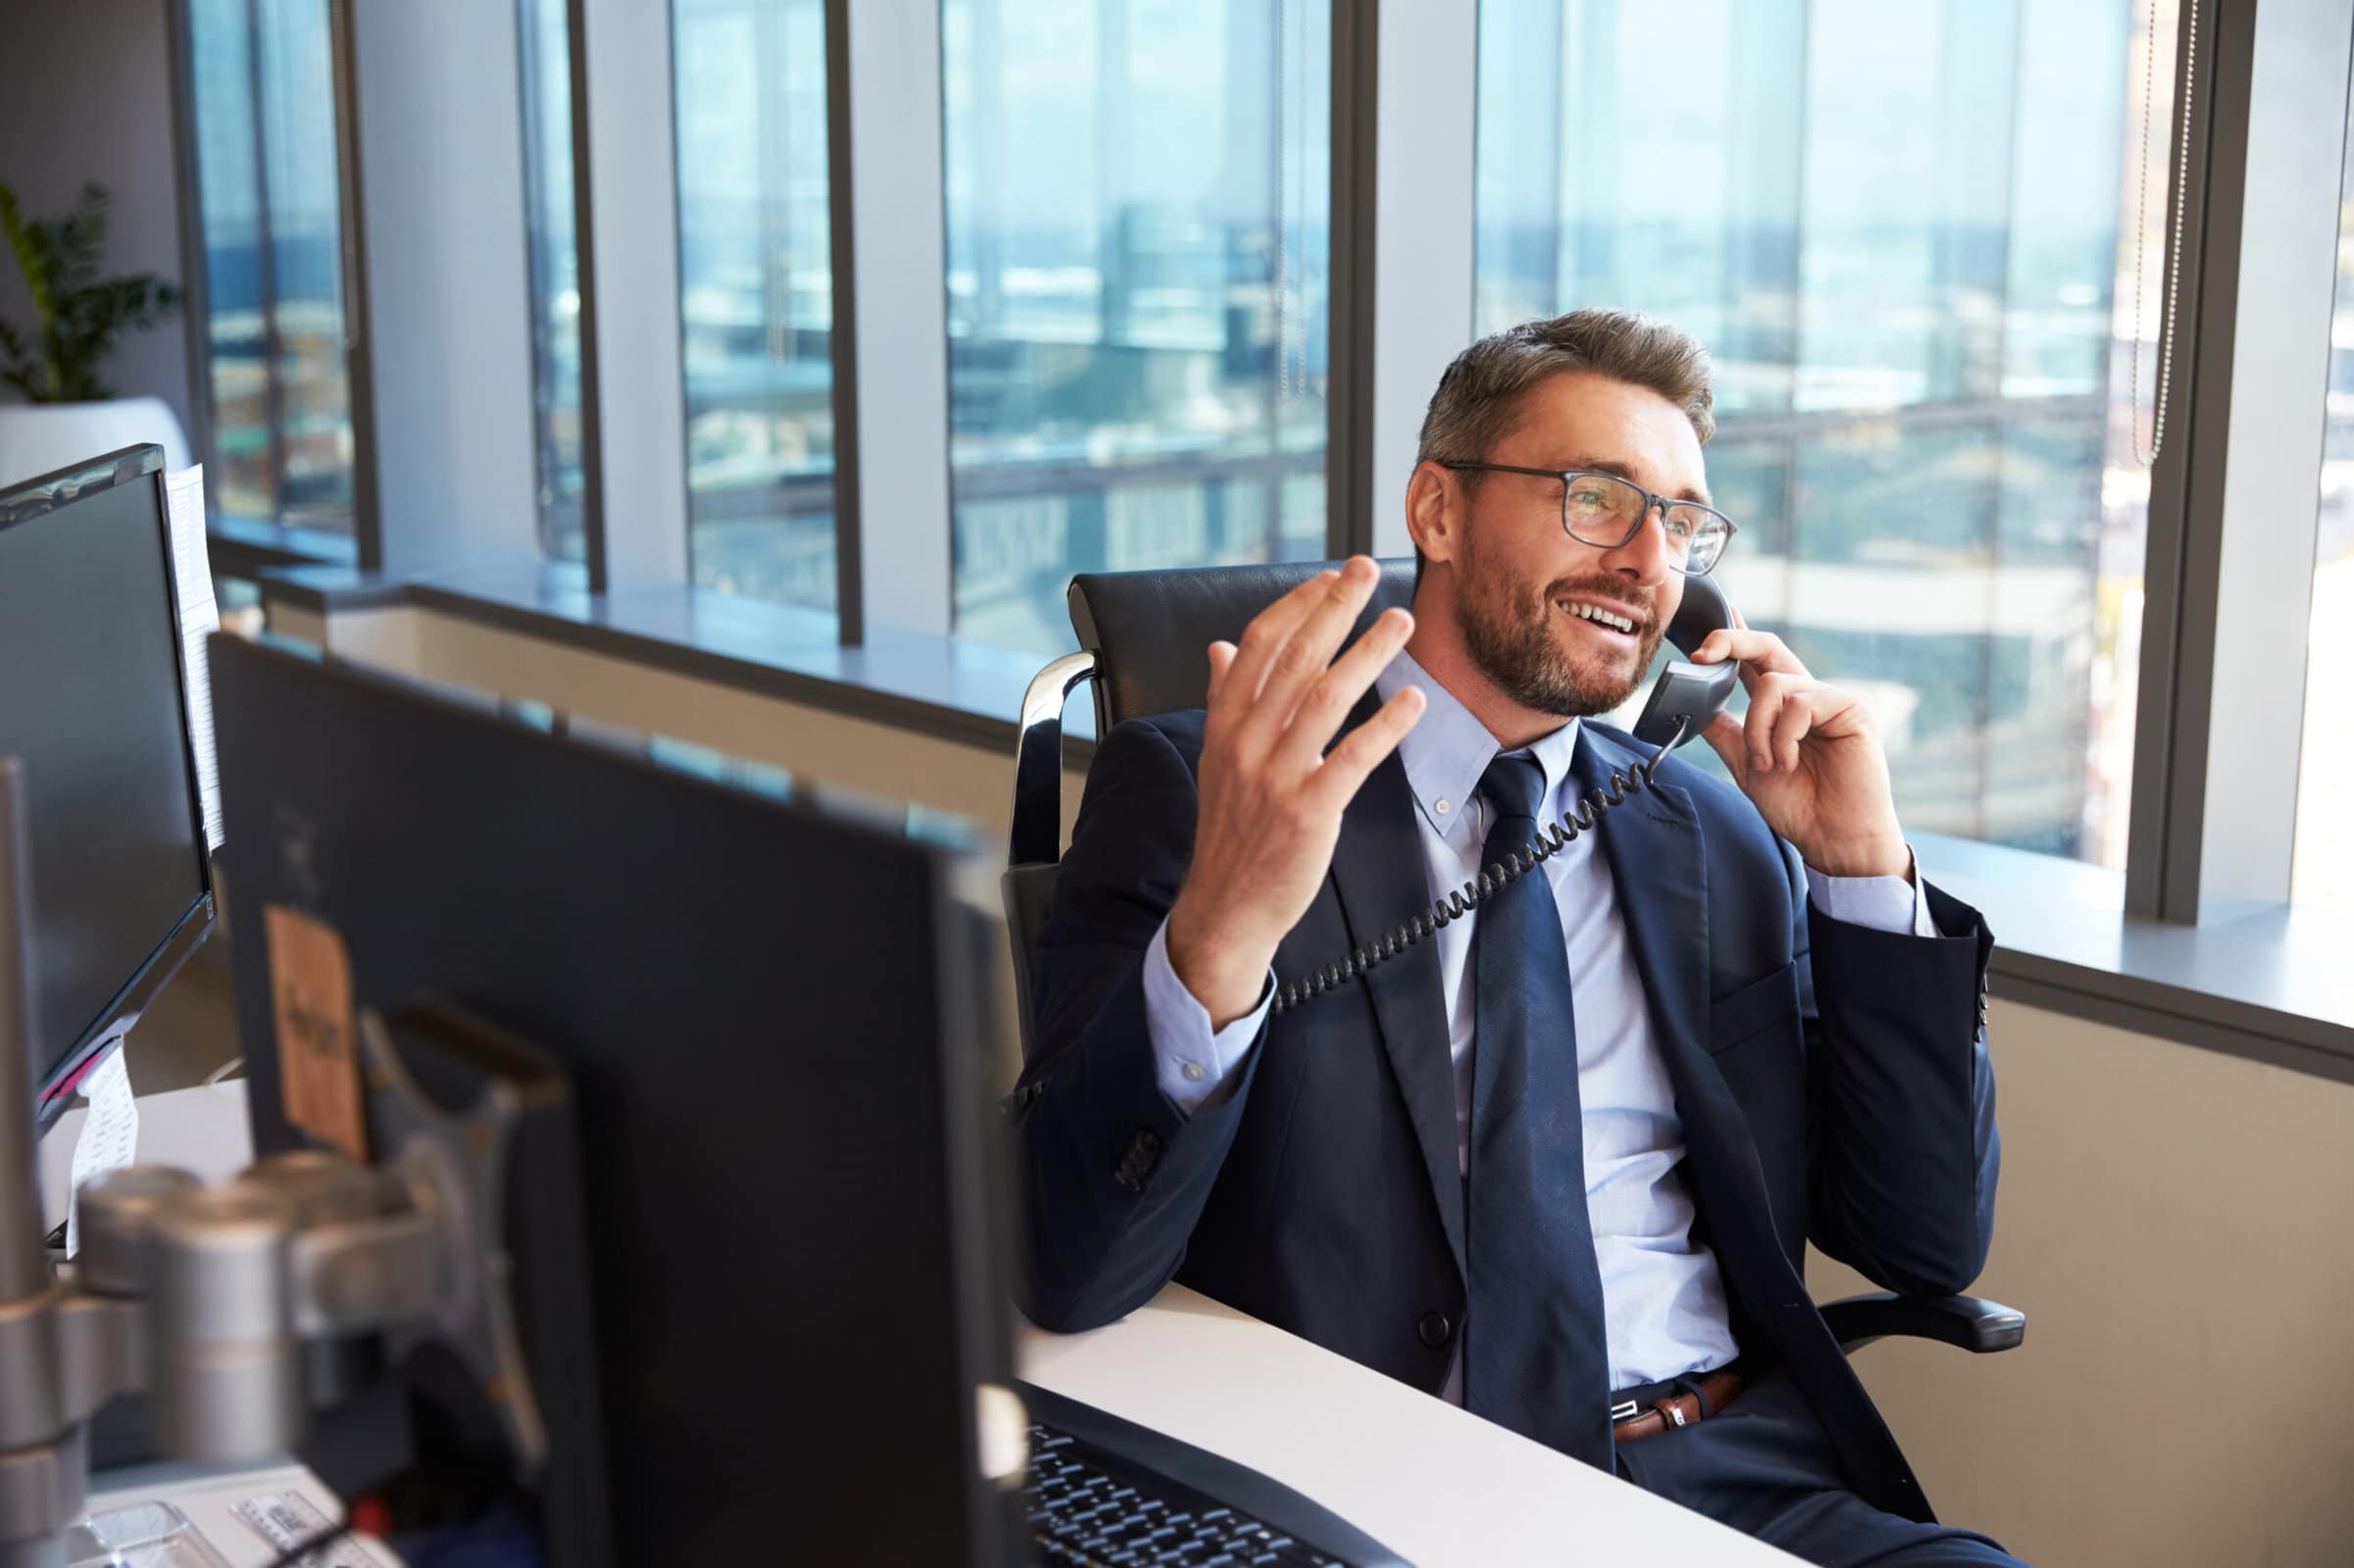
[1464,751,1613,1467]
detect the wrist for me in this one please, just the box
[1165,897,1276,1029]
[1802,835,1912,882]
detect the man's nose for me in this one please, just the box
[1599,504,1676,585]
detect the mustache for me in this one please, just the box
[1543,577,1658,632]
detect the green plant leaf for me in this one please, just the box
[58,183,109,290]
[0,180,179,403]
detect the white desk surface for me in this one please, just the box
[1019,1287,1797,1566]
[39,1079,255,1229]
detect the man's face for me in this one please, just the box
[1450,371,1706,719]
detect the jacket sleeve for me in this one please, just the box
[1797,842,2001,1298]
[1010,717,1271,1332]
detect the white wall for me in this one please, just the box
[1814,998,2354,1567]
[0,0,194,433]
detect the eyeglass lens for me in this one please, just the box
[1560,473,1730,574]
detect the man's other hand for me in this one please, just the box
[1164,557,1425,1028]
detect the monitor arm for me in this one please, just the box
[0,756,537,1567]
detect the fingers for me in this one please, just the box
[1273,605,1416,771]
[1307,683,1426,811]
[1740,677,1870,774]
[1234,557,1385,751]
[1748,675,1817,774]
[1691,627,1806,698]
[1700,710,1751,789]
[1215,567,1343,722]
[1205,640,1237,704]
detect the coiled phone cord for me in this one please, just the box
[1267,716,1689,1018]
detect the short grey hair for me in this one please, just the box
[1416,309,1716,475]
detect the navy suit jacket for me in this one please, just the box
[1011,707,2000,1524]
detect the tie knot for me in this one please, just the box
[1476,751,1548,827]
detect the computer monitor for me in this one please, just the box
[208,632,1023,1565]
[0,446,213,1127]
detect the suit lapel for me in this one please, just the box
[1327,702,1465,1277]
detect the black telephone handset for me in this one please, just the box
[1270,576,1742,1017]
[1630,573,1740,752]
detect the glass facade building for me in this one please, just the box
[673,0,839,609]
[519,0,588,563]
[1475,0,2162,867]
[185,0,354,531]
[942,0,1333,655]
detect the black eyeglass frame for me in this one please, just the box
[1436,461,1739,577]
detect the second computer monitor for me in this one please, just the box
[0,446,213,1125]
[209,633,1021,1565]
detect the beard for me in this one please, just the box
[1456,537,1666,719]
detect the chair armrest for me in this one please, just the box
[1819,1291,2025,1354]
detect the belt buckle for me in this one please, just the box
[1609,1399,1640,1424]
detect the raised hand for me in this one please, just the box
[1164,557,1426,1028]
[1691,624,1910,881]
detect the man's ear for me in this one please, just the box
[1404,461,1459,569]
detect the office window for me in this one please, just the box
[184,0,354,531]
[674,0,838,610]
[1475,0,2169,867]
[944,0,1332,657]
[519,0,587,562]
[2294,102,2354,913]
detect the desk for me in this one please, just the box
[1019,1287,1799,1566]
[59,1081,1793,1564]
[82,1461,402,1568]
[38,1079,254,1228]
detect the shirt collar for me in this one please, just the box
[1372,649,1582,842]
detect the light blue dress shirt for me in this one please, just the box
[1141,649,1937,1393]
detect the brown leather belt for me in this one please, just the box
[1610,1366,1745,1443]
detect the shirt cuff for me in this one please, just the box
[1142,917,1274,1115]
[1804,845,1940,938]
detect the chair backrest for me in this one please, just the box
[1001,558,1415,1066]
[1069,557,1418,731]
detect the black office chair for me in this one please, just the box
[1003,558,2023,1360]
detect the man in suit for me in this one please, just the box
[1014,310,2020,1566]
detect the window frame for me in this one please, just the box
[180,0,2354,1077]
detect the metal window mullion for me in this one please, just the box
[1261,0,1285,560]
[1325,0,1377,559]
[165,0,219,514]
[327,0,382,569]
[515,0,572,557]
[2126,0,2226,921]
[821,0,864,641]
[1343,0,1478,564]
[570,0,690,591]
[826,0,953,643]
[2125,0,2354,922]
[244,0,291,519]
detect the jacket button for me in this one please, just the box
[1417,1311,1452,1347]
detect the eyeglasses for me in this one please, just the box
[1438,462,1738,577]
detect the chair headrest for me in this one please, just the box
[1068,558,1418,729]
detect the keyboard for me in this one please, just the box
[1019,1384,1408,1568]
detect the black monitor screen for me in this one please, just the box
[0,456,209,1088]
[212,633,1018,1562]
